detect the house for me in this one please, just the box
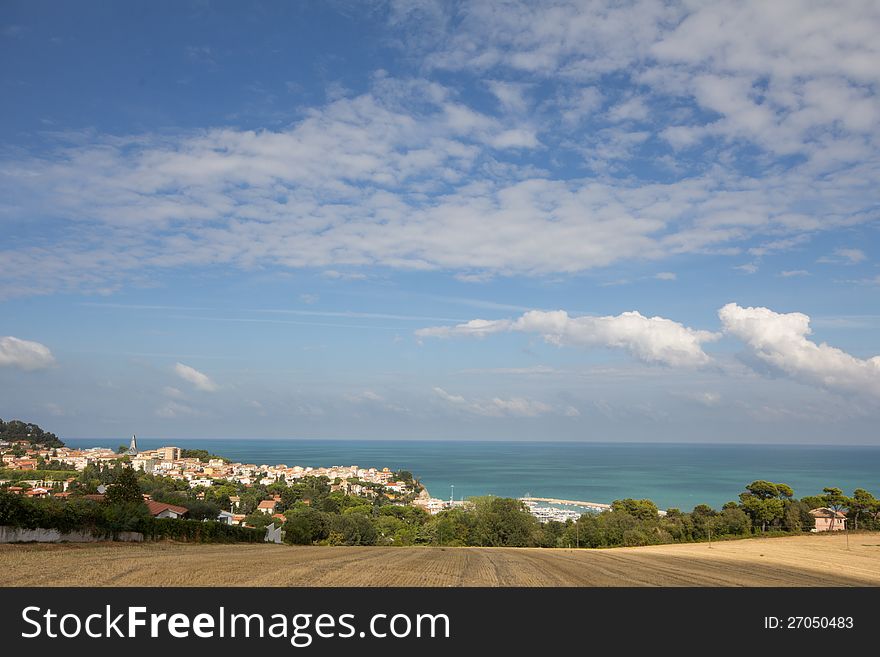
[24,487,50,498]
[145,500,189,519]
[216,510,236,525]
[809,507,847,532]
[257,499,278,514]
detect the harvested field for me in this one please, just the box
[2,531,878,587]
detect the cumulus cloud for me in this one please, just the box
[0,336,55,370]
[174,362,218,392]
[418,310,719,367]
[719,303,880,398]
[432,387,565,417]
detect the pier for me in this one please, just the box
[520,496,611,511]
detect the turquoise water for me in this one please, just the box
[64,438,880,511]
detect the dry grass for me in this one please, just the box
[2,531,878,587]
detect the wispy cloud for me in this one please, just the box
[432,387,572,418]
[174,362,218,392]
[818,248,868,265]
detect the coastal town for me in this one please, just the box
[0,433,469,527]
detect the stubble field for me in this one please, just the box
[2,531,878,587]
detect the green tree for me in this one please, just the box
[283,508,330,545]
[717,505,751,536]
[104,467,145,506]
[690,504,717,540]
[472,496,539,547]
[243,511,273,531]
[329,513,377,546]
[611,498,659,521]
[184,500,220,522]
[848,489,879,531]
[738,481,792,532]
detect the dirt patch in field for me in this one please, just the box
[1,532,877,587]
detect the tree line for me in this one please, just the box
[2,461,878,548]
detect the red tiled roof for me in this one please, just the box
[809,507,846,518]
[146,500,189,517]
[257,500,277,509]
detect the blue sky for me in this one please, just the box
[1,1,879,443]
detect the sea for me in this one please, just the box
[62,438,880,511]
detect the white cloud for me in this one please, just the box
[432,386,562,417]
[487,80,532,113]
[719,303,880,398]
[734,263,759,274]
[607,96,649,122]
[837,249,867,263]
[489,128,540,149]
[418,309,719,367]
[780,270,809,277]
[0,336,55,370]
[1,63,876,298]
[818,249,868,265]
[1,5,878,299]
[654,271,676,280]
[174,362,218,392]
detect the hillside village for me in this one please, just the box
[0,430,455,529]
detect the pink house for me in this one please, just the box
[809,507,846,532]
